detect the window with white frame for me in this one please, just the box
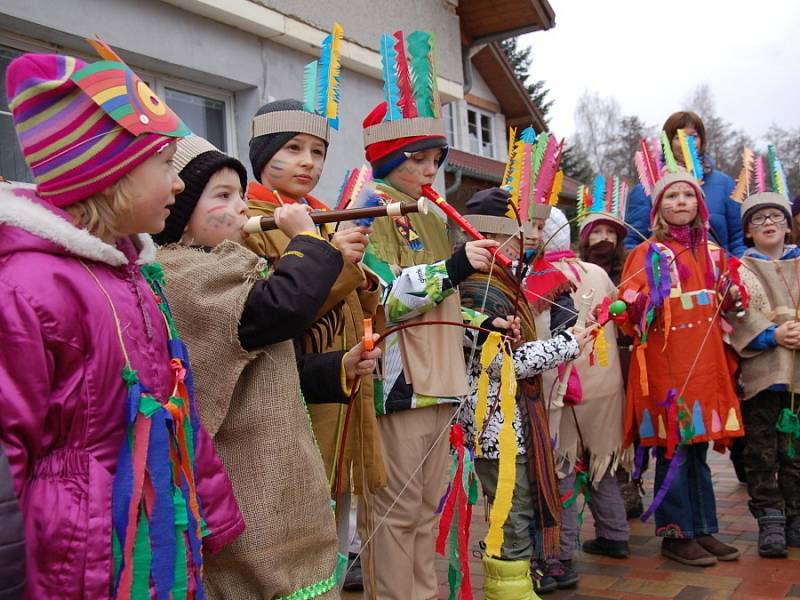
[0,45,32,182]
[441,103,455,147]
[467,107,495,158]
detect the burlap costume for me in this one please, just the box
[245,183,387,494]
[730,255,800,399]
[544,258,629,482]
[157,241,340,600]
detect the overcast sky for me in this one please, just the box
[520,0,800,143]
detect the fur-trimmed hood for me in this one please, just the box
[0,182,156,266]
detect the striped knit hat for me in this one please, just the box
[5,52,186,207]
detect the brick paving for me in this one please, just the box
[344,451,800,599]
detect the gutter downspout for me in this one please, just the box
[445,166,463,197]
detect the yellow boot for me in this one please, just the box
[482,555,542,600]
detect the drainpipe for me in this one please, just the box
[445,166,463,197]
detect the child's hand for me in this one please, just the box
[492,315,522,349]
[776,321,800,349]
[343,335,382,385]
[570,325,597,354]
[274,204,315,239]
[332,226,371,264]
[465,239,500,272]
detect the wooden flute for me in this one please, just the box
[243,198,428,233]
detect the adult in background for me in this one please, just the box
[624,111,746,257]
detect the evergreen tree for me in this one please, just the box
[499,37,553,121]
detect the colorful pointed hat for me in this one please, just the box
[250,23,344,143]
[362,30,444,148]
[731,145,792,224]
[500,127,564,221]
[6,37,189,206]
[576,174,629,239]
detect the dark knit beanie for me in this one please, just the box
[249,98,330,182]
[153,146,247,245]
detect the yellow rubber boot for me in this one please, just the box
[482,556,541,600]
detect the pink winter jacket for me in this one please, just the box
[0,185,244,599]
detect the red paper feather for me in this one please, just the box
[393,31,418,118]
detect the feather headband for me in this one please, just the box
[634,129,703,197]
[501,127,565,221]
[250,23,344,142]
[576,174,629,234]
[732,145,792,221]
[363,30,444,146]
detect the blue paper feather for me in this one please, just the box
[316,32,332,116]
[380,33,402,121]
[520,126,537,144]
[686,135,703,181]
[592,175,605,212]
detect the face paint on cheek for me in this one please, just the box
[206,204,228,214]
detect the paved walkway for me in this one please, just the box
[344,451,800,599]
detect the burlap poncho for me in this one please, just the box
[157,241,340,600]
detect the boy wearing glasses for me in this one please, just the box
[728,190,800,558]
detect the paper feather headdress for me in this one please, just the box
[362,30,445,146]
[500,126,565,221]
[634,128,703,197]
[576,174,629,235]
[731,145,792,220]
[250,23,344,142]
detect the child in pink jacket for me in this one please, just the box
[0,51,242,599]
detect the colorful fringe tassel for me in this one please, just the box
[436,424,478,600]
[480,333,519,558]
[111,264,208,599]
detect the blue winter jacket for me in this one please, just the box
[623,168,746,256]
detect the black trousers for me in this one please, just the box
[741,390,800,518]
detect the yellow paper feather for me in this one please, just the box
[677,130,692,175]
[324,23,344,120]
[548,170,564,206]
[474,332,503,456]
[507,139,526,217]
[732,148,754,202]
[594,327,608,367]
[501,127,517,188]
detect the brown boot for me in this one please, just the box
[660,538,717,566]
[695,535,741,561]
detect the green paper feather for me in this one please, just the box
[407,31,435,118]
[302,60,318,114]
[660,130,679,173]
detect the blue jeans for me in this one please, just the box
[653,443,719,539]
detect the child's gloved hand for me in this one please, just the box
[274,204,316,239]
[465,239,499,272]
[332,226,371,264]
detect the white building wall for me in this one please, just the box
[0,0,459,200]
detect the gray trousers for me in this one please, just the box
[558,468,629,560]
[475,456,535,561]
